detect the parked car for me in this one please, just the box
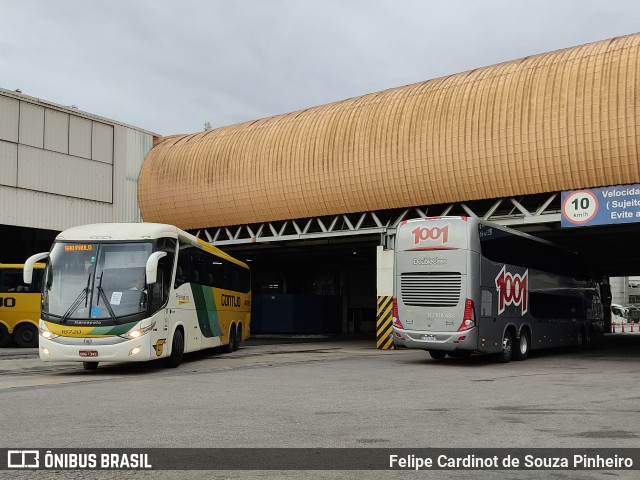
[611,304,629,325]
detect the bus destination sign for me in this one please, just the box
[561,183,640,228]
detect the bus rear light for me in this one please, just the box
[392,298,404,329]
[392,317,404,330]
[457,298,475,332]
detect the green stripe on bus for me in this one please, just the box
[89,322,138,336]
[190,284,221,338]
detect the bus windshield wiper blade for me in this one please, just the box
[60,286,89,324]
[95,272,118,324]
[83,273,91,308]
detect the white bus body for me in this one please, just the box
[24,223,250,370]
[392,217,604,362]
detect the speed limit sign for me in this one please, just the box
[562,190,598,225]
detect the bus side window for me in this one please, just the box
[481,289,493,317]
[0,269,25,293]
[175,244,195,287]
[151,238,176,309]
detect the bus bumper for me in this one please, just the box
[38,336,153,363]
[392,326,478,352]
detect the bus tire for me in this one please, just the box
[166,328,184,368]
[223,325,236,353]
[13,323,38,348]
[429,350,447,360]
[590,326,604,348]
[495,329,514,363]
[513,330,530,361]
[233,324,242,351]
[0,324,12,348]
[83,361,99,370]
[576,326,590,350]
[582,327,591,348]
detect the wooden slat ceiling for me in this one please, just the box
[139,33,640,229]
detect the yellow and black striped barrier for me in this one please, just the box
[376,295,395,350]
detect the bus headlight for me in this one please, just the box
[129,346,142,356]
[120,322,155,340]
[40,329,59,340]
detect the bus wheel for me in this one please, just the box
[590,326,604,348]
[166,329,184,368]
[429,350,447,360]
[223,325,236,353]
[576,327,590,350]
[0,324,12,348]
[233,324,242,351]
[513,330,529,361]
[495,330,514,363]
[582,327,591,348]
[83,362,99,370]
[14,323,38,348]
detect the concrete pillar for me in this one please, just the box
[376,245,395,349]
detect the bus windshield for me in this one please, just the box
[43,242,154,323]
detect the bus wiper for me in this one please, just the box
[84,273,90,308]
[95,272,118,324]
[60,274,91,324]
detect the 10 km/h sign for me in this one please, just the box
[561,184,640,228]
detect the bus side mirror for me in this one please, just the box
[24,252,49,284]
[146,252,167,285]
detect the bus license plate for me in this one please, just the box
[421,335,436,341]
[79,350,98,357]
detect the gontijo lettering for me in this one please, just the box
[221,294,241,307]
[0,296,16,307]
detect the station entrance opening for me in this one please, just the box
[220,237,379,337]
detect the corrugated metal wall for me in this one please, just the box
[139,33,640,230]
[0,89,154,231]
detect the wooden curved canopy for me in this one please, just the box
[139,33,640,229]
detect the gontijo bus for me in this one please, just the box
[23,223,250,370]
[392,217,604,362]
[0,263,45,347]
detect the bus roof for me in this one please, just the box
[55,223,248,270]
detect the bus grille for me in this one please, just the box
[400,272,462,307]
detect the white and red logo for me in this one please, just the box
[495,266,528,315]
[411,224,449,247]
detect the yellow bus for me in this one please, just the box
[0,263,45,347]
[24,223,251,370]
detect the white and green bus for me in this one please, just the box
[24,223,250,370]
